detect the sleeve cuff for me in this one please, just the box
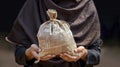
[86,50,100,65]
[15,45,36,66]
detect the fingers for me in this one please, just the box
[60,46,88,62]
[74,46,85,53]
[74,46,86,57]
[30,44,56,61]
[31,51,39,59]
[60,53,79,62]
[30,44,41,53]
[26,44,56,61]
[25,44,41,60]
[40,55,56,61]
[62,53,78,60]
[30,44,41,59]
[74,46,88,61]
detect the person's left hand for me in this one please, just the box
[60,46,88,62]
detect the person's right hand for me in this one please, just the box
[25,44,55,61]
[25,44,41,60]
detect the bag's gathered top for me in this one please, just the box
[6,0,100,48]
[35,9,77,63]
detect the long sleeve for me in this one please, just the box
[15,45,36,66]
[84,39,102,66]
[78,39,102,67]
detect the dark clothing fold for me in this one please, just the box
[15,39,102,67]
[6,0,101,67]
[6,0,100,46]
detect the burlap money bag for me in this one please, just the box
[36,9,77,63]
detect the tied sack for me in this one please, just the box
[36,9,77,63]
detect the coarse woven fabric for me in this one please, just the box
[36,9,77,58]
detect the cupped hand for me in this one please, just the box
[25,44,56,61]
[40,54,56,61]
[60,46,88,62]
[25,44,41,60]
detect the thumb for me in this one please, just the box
[31,44,41,52]
[74,46,85,53]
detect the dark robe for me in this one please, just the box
[6,0,102,67]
